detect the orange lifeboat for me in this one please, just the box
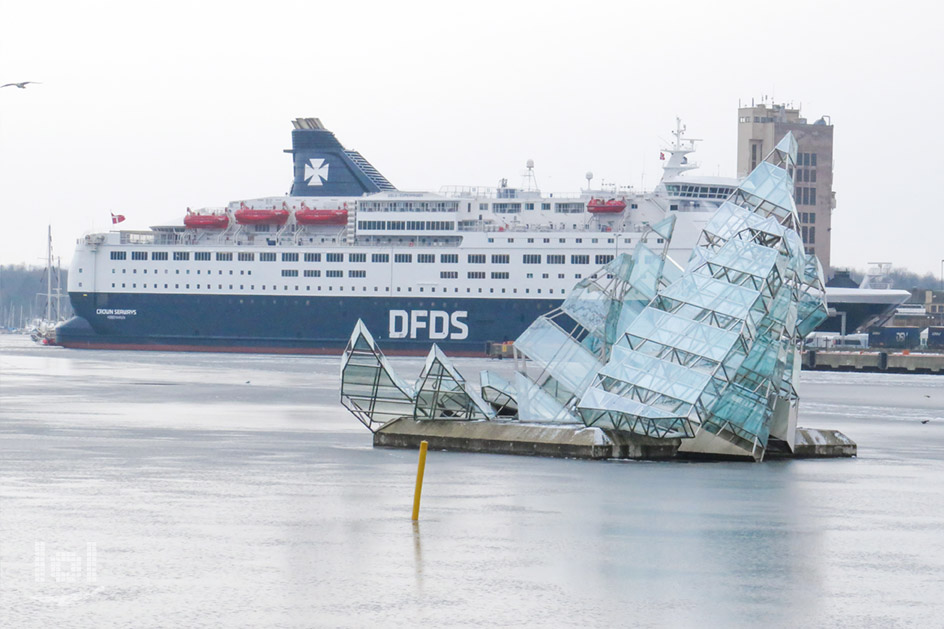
[234,203,290,225]
[295,203,348,226]
[184,210,229,229]
[587,198,627,214]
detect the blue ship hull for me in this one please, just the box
[57,293,565,355]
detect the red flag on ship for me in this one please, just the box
[660,152,666,160]
[111,213,126,224]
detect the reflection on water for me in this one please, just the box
[1,336,943,627]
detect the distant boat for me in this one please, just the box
[30,225,66,345]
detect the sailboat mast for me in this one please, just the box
[45,225,53,322]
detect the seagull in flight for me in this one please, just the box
[1,81,41,89]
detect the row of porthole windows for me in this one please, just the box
[112,268,253,276]
[107,283,569,295]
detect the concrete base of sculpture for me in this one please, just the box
[372,417,856,461]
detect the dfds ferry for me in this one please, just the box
[58,117,738,354]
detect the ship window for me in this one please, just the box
[110,251,127,260]
[571,255,589,264]
[327,270,343,277]
[441,254,458,263]
[491,254,509,264]
[440,271,458,279]
[195,252,211,261]
[418,254,435,263]
[152,252,168,261]
[595,254,614,265]
[372,253,389,263]
[468,254,486,264]
[542,273,549,279]
[132,251,147,260]
[238,252,255,261]
[216,252,233,261]
[260,252,276,262]
[282,252,299,262]
[326,253,343,262]
[281,269,299,277]
[468,271,486,279]
[575,274,581,279]
[526,273,533,279]
[394,254,412,263]
[304,270,320,277]
[507,238,514,243]
[349,253,367,263]
[523,254,541,264]
[349,270,366,278]
[487,238,494,243]
[491,272,509,279]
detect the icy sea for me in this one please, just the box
[1,335,943,628]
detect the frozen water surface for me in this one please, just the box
[1,336,943,627]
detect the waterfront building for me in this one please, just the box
[736,101,835,276]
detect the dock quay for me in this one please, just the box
[802,350,944,374]
[373,417,856,462]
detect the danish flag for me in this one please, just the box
[111,213,126,224]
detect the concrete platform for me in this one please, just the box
[373,417,856,461]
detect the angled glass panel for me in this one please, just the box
[340,320,417,432]
[414,345,495,421]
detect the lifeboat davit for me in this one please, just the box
[234,203,290,226]
[295,208,348,225]
[184,211,229,229]
[587,198,627,214]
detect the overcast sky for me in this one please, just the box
[1,0,941,276]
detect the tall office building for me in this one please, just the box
[737,102,835,276]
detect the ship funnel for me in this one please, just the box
[287,118,396,197]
